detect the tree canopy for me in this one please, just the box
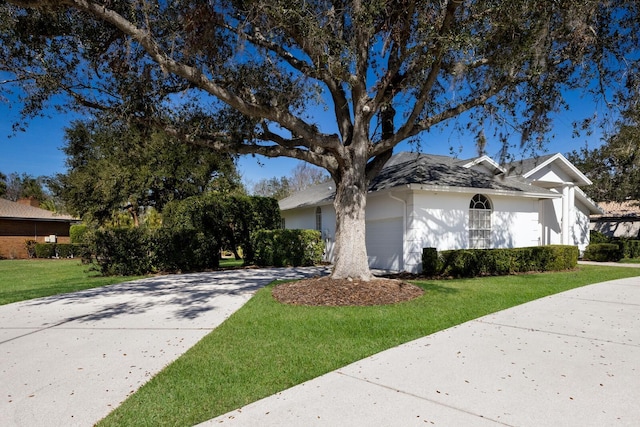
[0,171,48,202]
[1,0,639,279]
[568,106,640,202]
[54,117,241,225]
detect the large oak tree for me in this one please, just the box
[1,0,638,279]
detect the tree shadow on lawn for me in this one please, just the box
[23,266,331,323]
[418,281,460,295]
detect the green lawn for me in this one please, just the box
[98,265,640,427]
[0,259,145,305]
[219,258,245,268]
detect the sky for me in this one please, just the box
[0,88,609,192]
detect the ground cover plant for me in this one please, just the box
[0,259,145,306]
[98,265,640,426]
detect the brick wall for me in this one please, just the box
[0,219,72,259]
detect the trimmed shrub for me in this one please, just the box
[34,243,57,259]
[582,243,624,262]
[252,229,324,267]
[589,230,611,244]
[619,239,640,259]
[432,245,579,278]
[421,248,439,276]
[91,228,155,276]
[153,228,220,272]
[55,244,84,258]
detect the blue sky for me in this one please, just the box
[0,88,607,190]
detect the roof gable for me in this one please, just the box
[460,155,506,175]
[508,153,591,186]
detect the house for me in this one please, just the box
[279,152,601,273]
[0,198,78,259]
[590,200,640,239]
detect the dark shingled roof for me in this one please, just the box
[505,154,556,176]
[280,152,556,211]
[369,152,537,193]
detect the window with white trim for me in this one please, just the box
[469,194,492,249]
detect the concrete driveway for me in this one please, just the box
[0,266,329,427]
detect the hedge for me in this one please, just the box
[252,229,324,267]
[30,243,85,259]
[75,193,282,276]
[582,243,624,262]
[153,228,220,273]
[587,231,640,259]
[422,245,579,278]
[90,228,155,276]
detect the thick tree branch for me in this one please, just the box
[371,75,518,157]
[236,25,354,144]
[395,0,462,141]
[11,0,344,153]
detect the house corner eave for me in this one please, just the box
[405,183,561,200]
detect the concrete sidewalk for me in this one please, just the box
[206,276,640,426]
[0,266,328,427]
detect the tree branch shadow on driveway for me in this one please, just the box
[23,267,331,324]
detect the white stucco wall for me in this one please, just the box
[573,200,591,252]
[540,197,562,245]
[412,192,468,252]
[491,196,540,248]
[411,192,541,252]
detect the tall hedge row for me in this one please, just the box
[585,230,640,261]
[422,245,579,278]
[84,194,282,275]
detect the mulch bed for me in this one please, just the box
[272,277,424,306]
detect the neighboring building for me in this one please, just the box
[590,200,640,239]
[279,152,601,273]
[0,198,78,259]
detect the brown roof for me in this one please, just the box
[0,198,77,222]
[593,200,640,218]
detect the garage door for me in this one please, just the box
[366,217,404,271]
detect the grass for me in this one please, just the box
[0,259,145,306]
[98,264,640,427]
[620,258,640,264]
[0,258,247,306]
[219,258,245,268]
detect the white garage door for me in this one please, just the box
[366,217,404,271]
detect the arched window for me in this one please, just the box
[315,207,322,231]
[469,194,492,249]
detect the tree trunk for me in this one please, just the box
[330,151,373,281]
